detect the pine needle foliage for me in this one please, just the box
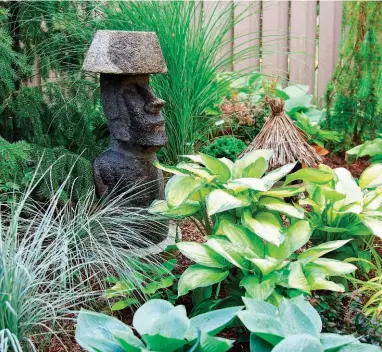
[324,1,382,147]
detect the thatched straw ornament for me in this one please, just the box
[238,96,321,169]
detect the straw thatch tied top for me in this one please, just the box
[239,96,321,169]
[83,31,167,75]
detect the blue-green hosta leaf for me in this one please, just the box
[283,84,309,99]
[149,200,201,217]
[359,164,382,189]
[186,306,243,341]
[198,333,234,352]
[221,222,265,258]
[297,240,352,264]
[242,210,285,246]
[305,268,345,292]
[259,197,305,219]
[177,242,229,269]
[165,175,204,207]
[287,262,310,293]
[206,189,250,216]
[320,333,358,351]
[242,297,278,316]
[76,309,134,352]
[177,163,215,182]
[307,258,357,276]
[284,168,334,186]
[243,157,268,178]
[259,185,305,199]
[240,277,275,301]
[278,299,319,338]
[113,330,147,352]
[337,342,382,352]
[262,162,298,185]
[178,265,229,297]
[199,153,231,183]
[361,216,382,239]
[133,299,189,339]
[143,335,186,352]
[237,311,284,346]
[290,296,322,334]
[225,177,271,193]
[250,334,273,352]
[272,334,323,352]
[267,220,312,260]
[207,238,250,270]
[248,256,288,275]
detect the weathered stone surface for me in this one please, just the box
[83,30,167,74]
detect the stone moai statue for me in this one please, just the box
[83,31,168,207]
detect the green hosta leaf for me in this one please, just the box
[307,258,357,276]
[198,333,234,352]
[297,240,352,264]
[154,161,191,176]
[320,333,358,351]
[272,334,323,352]
[267,220,312,260]
[248,256,288,275]
[288,262,310,293]
[243,157,268,178]
[262,162,298,185]
[250,333,273,352]
[149,200,201,217]
[207,238,250,270]
[237,312,284,346]
[199,153,231,183]
[221,222,265,258]
[186,306,243,341]
[206,189,250,216]
[305,268,345,292]
[177,163,215,182]
[225,177,271,193]
[76,309,134,352]
[133,299,189,339]
[290,296,322,334]
[359,164,382,189]
[111,298,139,311]
[242,210,285,246]
[347,138,382,158]
[283,168,334,186]
[278,299,319,338]
[361,216,382,239]
[143,277,175,295]
[259,197,304,219]
[166,175,204,207]
[259,185,305,198]
[242,297,278,316]
[177,242,229,269]
[178,265,229,297]
[240,277,275,300]
[143,335,185,352]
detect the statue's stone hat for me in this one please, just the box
[83,30,167,75]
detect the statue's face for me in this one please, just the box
[101,74,167,149]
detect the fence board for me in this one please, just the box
[233,1,261,72]
[317,0,342,99]
[289,1,317,93]
[262,1,289,82]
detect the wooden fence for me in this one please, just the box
[202,0,343,101]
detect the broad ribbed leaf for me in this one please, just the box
[308,258,357,276]
[242,297,278,316]
[206,189,250,216]
[359,164,382,189]
[272,335,323,352]
[177,242,229,268]
[259,185,305,198]
[178,265,229,297]
[243,157,268,178]
[154,161,191,176]
[248,256,288,275]
[320,333,358,351]
[177,163,215,182]
[337,342,382,352]
[260,197,304,219]
[305,268,345,292]
[199,153,231,183]
[240,277,275,300]
[113,330,146,352]
[262,162,297,184]
[297,240,351,264]
[242,210,285,246]
[225,177,270,192]
[149,200,201,217]
[142,335,185,352]
[166,175,204,207]
[198,333,234,352]
[287,262,310,293]
[290,296,322,334]
[284,168,333,186]
[250,334,273,352]
[361,216,382,239]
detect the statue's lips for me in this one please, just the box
[140,120,166,133]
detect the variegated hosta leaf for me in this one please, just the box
[199,153,231,183]
[335,179,363,207]
[206,238,250,270]
[234,150,273,178]
[304,268,345,292]
[259,185,305,199]
[306,258,357,276]
[176,162,215,182]
[165,175,204,207]
[206,189,250,216]
[242,157,268,178]
[360,216,382,239]
[299,198,322,214]
[287,261,310,293]
[319,186,346,202]
[363,187,382,210]
[259,197,305,219]
[248,256,288,275]
[225,177,271,193]
[242,210,285,246]
[177,242,230,269]
[154,161,191,176]
[283,167,334,186]
[240,277,276,301]
[149,200,201,217]
[262,162,298,185]
[297,239,352,264]
[359,164,382,189]
[181,154,204,164]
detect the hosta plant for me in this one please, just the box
[292,164,382,264]
[76,299,243,352]
[238,295,380,351]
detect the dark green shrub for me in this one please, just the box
[201,136,246,161]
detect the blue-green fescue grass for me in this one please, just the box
[0,164,168,351]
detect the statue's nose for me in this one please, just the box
[144,98,166,114]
